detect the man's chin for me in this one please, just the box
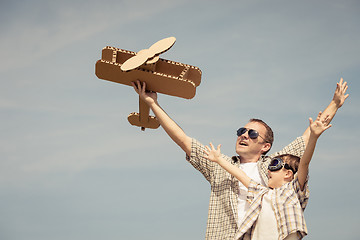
[235,148,246,155]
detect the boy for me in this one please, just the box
[204,112,331,240]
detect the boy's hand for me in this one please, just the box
[131,80,158,105]
[204,142,222,163]
[333,78,349,108]
[309,111,332,138]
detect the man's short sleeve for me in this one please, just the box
[269,136,306,159]
[186,138,216,183]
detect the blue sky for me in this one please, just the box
[1,0,359,239]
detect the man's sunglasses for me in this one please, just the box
[236,127,267,142]
[268,158,296,173]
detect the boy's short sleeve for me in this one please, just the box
[247,179,268,204]
[292,175,310,210]
[186,138,216,183]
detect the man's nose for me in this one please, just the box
[239,132,249,139]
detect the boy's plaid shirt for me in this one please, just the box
[235,177,309,239]
[186,136,306,240]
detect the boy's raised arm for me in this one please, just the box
[204,143,251,188]
[298,112,332,190]
[302,78,349,146]
[132,80,192,156]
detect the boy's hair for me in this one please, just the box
[249,118,274,154]
[277,154,301,176]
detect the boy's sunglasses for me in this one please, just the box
[236,127,267,142]
[268,158,296,173]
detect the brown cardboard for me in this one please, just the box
[95,37,202,130]
[121,37,177,71]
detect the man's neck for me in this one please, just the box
[239,155,261,164]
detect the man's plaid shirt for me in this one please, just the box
[186,136,306,240]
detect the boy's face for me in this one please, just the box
[268,169,292,189]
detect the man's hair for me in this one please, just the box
[278,154,301,175]
[249,118,274,154]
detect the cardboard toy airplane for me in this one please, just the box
[95,37,202,130]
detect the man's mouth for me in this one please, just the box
[239,141,248,146]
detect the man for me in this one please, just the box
[131,78,349,239]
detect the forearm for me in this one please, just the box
[217,158,251,188]
[149,101,192,155]
[300,136,317,167]
[303,78,348,145]
[302,100,339,146]
[321,100,339,123]
[297,135,317,190]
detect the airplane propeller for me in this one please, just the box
[120,37,176,71]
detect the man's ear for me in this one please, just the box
[261,143,271,154]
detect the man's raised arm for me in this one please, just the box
[302,78,349,145]
[132,80,192,156]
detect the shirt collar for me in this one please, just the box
[231,155,268,163]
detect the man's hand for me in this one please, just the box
[309,111,332,138]
[204,143,222,163]
[131,80,157,105]
[302,79,349,145]
[332,78,349,108]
